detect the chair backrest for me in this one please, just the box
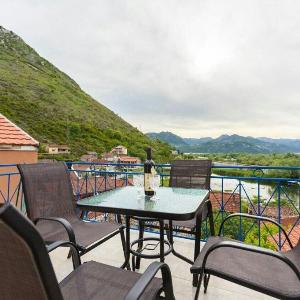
[18,163,76,221]
[0,203,63,300]
[169,159,212,189]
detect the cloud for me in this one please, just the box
[1,0,300,138]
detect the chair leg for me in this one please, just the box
[135,220,145,270]
[193,274,198,287]
[132,255,136,272]
[204,274,210,293]
[194,271,204,300]
[119,226,129,269]
[166,226,171,242]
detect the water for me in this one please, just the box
[210,174,299,204]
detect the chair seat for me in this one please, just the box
[191,236,300,299]
[60,261,162,300]
[36,218,121,248]
[171,217,196,230]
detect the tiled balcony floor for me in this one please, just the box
[50,230,275,300]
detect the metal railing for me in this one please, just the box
[0,162,299,250]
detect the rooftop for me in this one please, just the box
[50,230,275,300]
[0,113,39,146]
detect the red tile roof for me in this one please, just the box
[270,222,300,252]
[69,172,133,198]
[0,114,39,146]
[210,191,240,213]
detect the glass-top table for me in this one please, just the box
[77,186,209,221]
[77,186,209,271]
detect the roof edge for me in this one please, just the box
[0,113,39,146]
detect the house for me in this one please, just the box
[118,156,141,165]
[80,152,98,162]
[271,222,300,252]
[111,145,127,156]
[69,169,133,199]
[209,191,241,213]
[0,113,39,205]
[45,144,70,154]
[248,205,298,227]
[102,152,118,162]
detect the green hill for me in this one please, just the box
[147,131,187,146]
[0,26,171,162]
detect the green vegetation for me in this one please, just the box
[0,26,172,162]
[200,213,279,250]
[178,153,300,178]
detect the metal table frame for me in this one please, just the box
[77,187,209,283]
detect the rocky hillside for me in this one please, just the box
[0,26,171,161]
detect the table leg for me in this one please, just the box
[193,213,202,286]
[121,215,131,270]
[159,219,165,262]
[169,220,193,265]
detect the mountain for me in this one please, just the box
[0,26,171,161]
[147,131,187,146]
[148,132,300,153]
[192,134,288,153]
[146,132,214,147]
[258,137,300,152]
[183,137,213,145]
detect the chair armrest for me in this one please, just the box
[191,239,300,280]
[34,217,76,244]
[46,240,81,269]
[124,262,175,300]
[218,213,293,249]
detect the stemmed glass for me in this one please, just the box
[133,174,143,195]
[150,175,160,200]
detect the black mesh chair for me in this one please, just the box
[168,161,212,247]
[168,159,212,228]
[191,213,300,300]
[17,162,126,258]
[0,202,175,300]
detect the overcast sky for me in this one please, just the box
[1,0,299,138]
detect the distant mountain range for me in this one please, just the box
[147,131,300,153]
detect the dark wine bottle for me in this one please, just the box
[144,147,155,196]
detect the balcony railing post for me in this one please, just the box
[7,174,10,203]
[221,178,224,225]
[94,170,96,196]
[278,184,282,251]
[258,181,261,247]
[239,180,242,241]
[85,172,88,198]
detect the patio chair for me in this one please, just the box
[167,161,212,252]
[0,202,175,300]
[17,162,126,258]
[191,213,300,300]
[168,159,212,229]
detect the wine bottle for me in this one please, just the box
[144,147,155,196]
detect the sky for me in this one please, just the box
[0,0,300,138]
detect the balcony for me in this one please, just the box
[0,162,299,299]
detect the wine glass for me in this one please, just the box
[133,174,143,195]
[150,175,160,200]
